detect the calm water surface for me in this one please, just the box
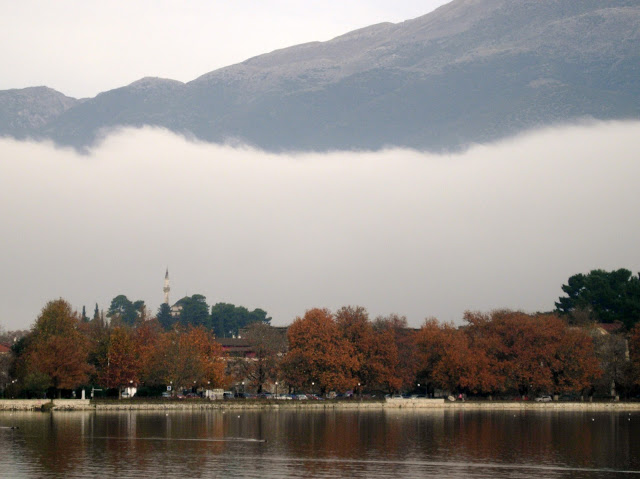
[1,409,640,478]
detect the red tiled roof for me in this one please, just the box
[598,322,624,333]
[215,338,251,347]
[0,344,10,354]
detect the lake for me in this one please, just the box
[1,409,639,478]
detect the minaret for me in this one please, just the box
[163,268,170,305]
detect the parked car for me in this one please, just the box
[559,394,579,402]
[535,395,552,402]
[161,391,172,398]
[234,392,255,399]
[295,394,308,400]
[223,391,234,400]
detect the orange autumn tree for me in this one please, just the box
[283,308,357,394]
[438,327,500,395]
[99,326,140,399]
[373,314,420,391]
[24,299,93,398]
[481,311,563,394]
[241,322,287,394]
[552,325,602,394]
[415,318,499,396]
[145,326,228,393]
[369,328,403,393]
[415,318,449,395]
[464,310,601,396]
[147,329,194,391]
[81,306,110,388]
[135,318,163,383]
[188,327,228,389]
[415,311,600,397]
[335,306,402,393]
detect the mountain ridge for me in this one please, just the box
[2,0,639,151]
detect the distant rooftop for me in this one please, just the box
[597,322,625,334]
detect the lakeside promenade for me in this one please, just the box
[3,398,640,412]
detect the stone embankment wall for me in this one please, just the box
[3,398,640,412]
[94,398,446,411]
[441,401,640,411]
[0,399,92,411]
[0,399,50,411]
[95,401,390,411]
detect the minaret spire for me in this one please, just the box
[163,268,170,305]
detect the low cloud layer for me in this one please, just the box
[1,122,639,330]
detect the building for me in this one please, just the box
[216,337,255,358]
[163,270,190,318]
[163,268,170,305]
[214,326,289,358]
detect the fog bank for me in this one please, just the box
[1,121,639,330]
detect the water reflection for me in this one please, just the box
[1,409,640,478]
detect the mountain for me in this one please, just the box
[2,0,639,151]
[0,87,78,140]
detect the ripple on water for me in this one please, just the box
[1,410,639,478]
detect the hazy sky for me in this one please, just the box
[1,1,638,332]
[1,122,639,331]
[0,0,451,98]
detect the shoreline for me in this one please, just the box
[3,398,640,412]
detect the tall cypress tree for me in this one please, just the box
[157,303,174,330]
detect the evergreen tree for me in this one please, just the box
[176,295,210,329]
[107,295,146,327]
[157,303,174,330]
[556,269,640,328]
[212,310,225,338]
[210,303,272,338]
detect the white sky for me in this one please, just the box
[1,122,639,331]
[1,1,638,332]
[0,0,451,98]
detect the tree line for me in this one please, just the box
[106,294,271,338]
[282,307,640,399]
[1,268,639,400]
[3,301,640,400]
[4,299,229,399]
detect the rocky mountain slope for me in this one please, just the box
[0,87,78,140]
[2,0,639,151]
